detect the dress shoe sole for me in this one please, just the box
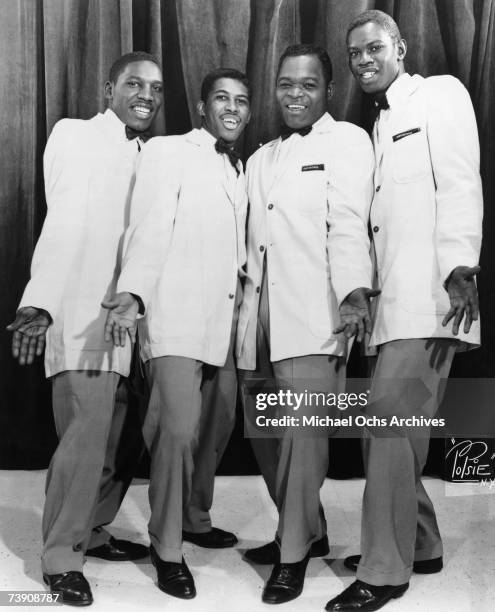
[43,577,93,607]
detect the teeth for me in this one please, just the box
[288,105,305,110]
[134,106,151,116]
[222,117,239,129]
[361,72,376,79]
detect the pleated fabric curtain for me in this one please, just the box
[1,0,494,469]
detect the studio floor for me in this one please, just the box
[1,471,494,612]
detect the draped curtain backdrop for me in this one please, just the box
[1,0,494,475]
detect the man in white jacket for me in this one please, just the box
[104,68,251,600]
[326,10,483,612]
[7,52,164,606]
[236,44,376,605]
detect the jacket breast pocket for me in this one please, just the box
[392,128,431,183]
[294,169,329,216]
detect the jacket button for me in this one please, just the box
[73,543,82,552]
[259,245,265,252]
[375,185,381,192]
[256,286,261,293]
[267,203,274,210]
[373,226,379,233]
[228,293,234,299]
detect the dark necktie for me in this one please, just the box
[215,138,241,176]
[280,124,312,141]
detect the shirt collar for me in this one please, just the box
[384,72,416,109]
[312,112,332,131]
[197,126,218,146]
[101,108,129,141]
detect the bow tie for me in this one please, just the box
[280,124,312,141]
[215,138,241,175]
[373,94,390,112]
[125,125,152,143]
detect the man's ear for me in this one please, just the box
[196,100,206,117]
[326,81,335,103]
[104,81,113,101]
[397,38,407,62]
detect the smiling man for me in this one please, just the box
[6,52,163,605]
[236,44,375,604]
[325,10,483,612]
[103,68,251,600]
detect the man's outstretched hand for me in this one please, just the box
[102,292,140,347]
[6,306,52,365]
[333,287,381,342]
[442,265,480,335]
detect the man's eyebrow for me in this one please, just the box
[277,76,319,81]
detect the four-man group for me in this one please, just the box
[8,10,482,612]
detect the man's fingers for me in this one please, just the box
[463,307,473,334]
[119,325,127,347]
[104,314,115,342]
[344,322,357,339]
[451,308,464,336]
[356,318,365,343]
[19,334,36,365]
[465,265,481,278]
[36,335,46,357]
[333,323,346,335]
[101,299,119,311]
[363,313,373,337]
[128,325,137,344]
[469,292,480,321]
[112,322,121,347]
[6,312,32,331]
[442,307,456,327]
[11,331,22,358]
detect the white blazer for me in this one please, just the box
[18,110,140,377]
[369,73,483,348]
[117,128,247,367]
[236,113,375,369]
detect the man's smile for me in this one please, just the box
[131,104,153,119]
[221,114,240,129]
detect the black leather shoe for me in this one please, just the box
[86,536,149,561]
[344,554,443,574]
[43,571,93,606]
[150,546,196,599]
[261,552,310,604]
[245,535,329,565]
[182,526,238,548]
[325,580,409,611]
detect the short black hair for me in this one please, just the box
[277,44,333,86]
[346,10,402,44]
[108,51,161,83]
[200,68,251,102]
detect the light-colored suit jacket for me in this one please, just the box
[18,110,139,377]
[369,73,483,348]
[236,112,375,369]
[117,128,247,367]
